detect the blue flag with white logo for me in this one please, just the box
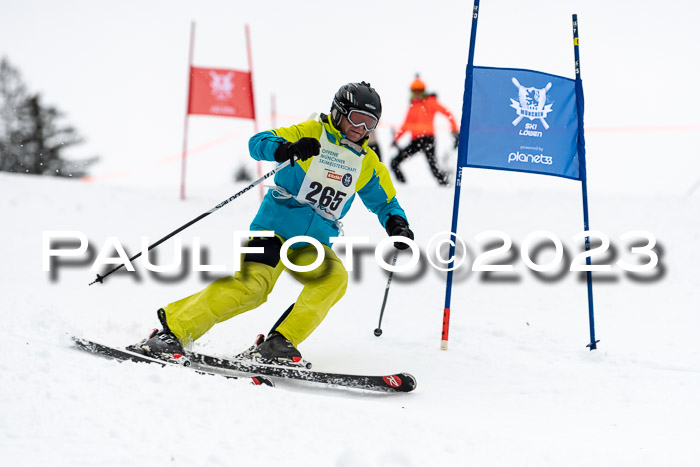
[461,66,580,180]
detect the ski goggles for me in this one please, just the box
[346,109,379,131]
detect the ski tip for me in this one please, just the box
[400,373,417,392]
[382,373,417,392]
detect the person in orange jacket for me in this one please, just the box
[391,75,459,186]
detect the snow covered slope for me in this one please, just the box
[1,170,699,466]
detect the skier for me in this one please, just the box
[390,75,460,186]
[131,82,414,365]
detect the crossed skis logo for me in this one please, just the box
[209,71,235,101]
[510,77,553,129]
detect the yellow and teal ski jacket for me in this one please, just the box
[248,114,408,246]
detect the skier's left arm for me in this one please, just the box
[434,99,460,148]
[433,99,459,132]
[356,155,414,249]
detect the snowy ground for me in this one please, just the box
[2,0,700,464]
[1,159,699,466]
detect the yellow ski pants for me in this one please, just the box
[162,242,348,347]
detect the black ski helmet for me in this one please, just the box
[330,81,382,130]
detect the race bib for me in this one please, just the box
[295,125,364,220]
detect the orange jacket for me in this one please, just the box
[393,95,459,142]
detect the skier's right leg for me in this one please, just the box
[390,139,421,183]
[153,236,285,345]
[420,136,449,185]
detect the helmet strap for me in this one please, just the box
[330,108,343,128]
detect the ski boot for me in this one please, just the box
[243,332,312,368]
[127,309,190,366]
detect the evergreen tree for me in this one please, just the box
[0,56,26,173]
[0,57,98,177]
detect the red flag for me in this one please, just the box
[188,67,255,119]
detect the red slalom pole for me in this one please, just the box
[245,24,263,203]
[180,21,196,201]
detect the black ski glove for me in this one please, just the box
[385,215,414,250]
[274,137,321,166]
[452,131,460,149]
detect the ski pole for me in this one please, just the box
[88,158,294,286]
[374,249,399,337]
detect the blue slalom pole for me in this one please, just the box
[572,14,600,350]
[441,0,481,350]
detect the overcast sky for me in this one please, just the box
[1,0,698,194]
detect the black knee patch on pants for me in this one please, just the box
[243,236,283,267]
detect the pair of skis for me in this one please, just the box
[72,336,416,393]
